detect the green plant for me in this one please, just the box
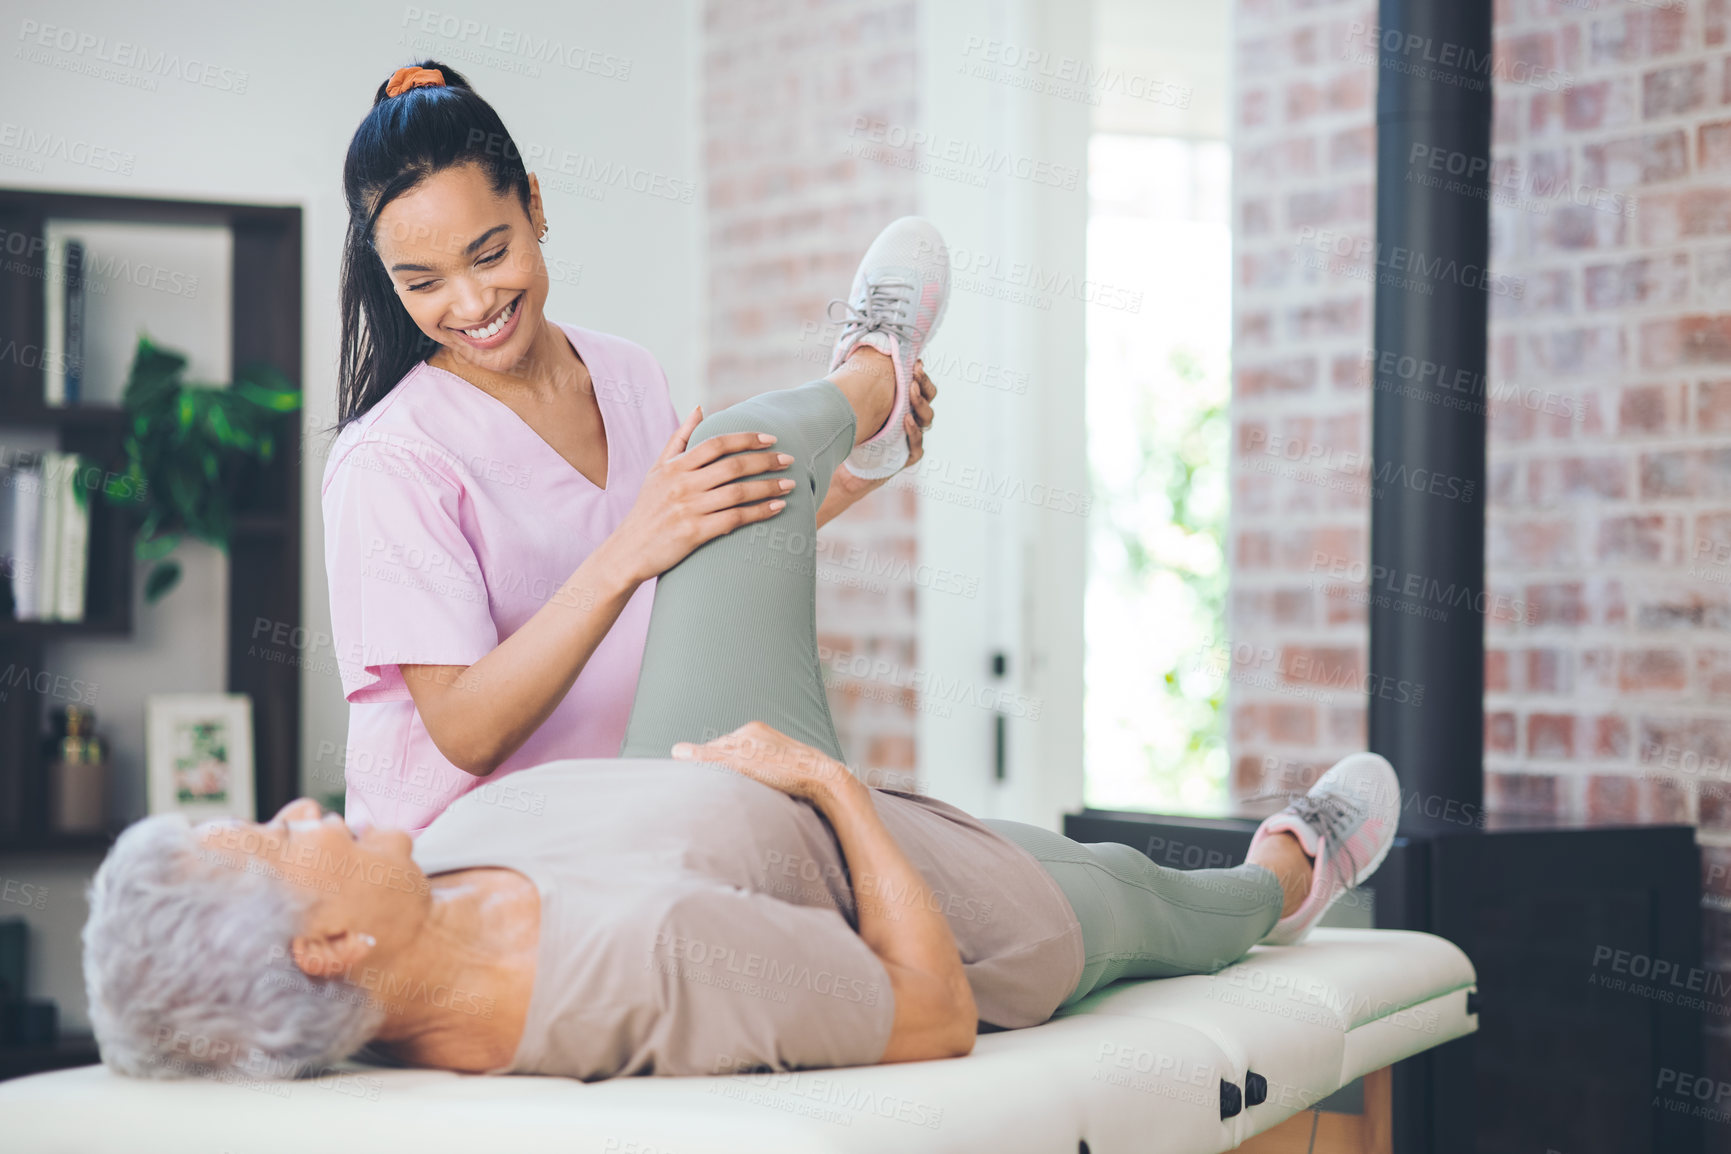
[107,335,301,601]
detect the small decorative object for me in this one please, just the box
[105,336,301,602]
[45,706,107,835]
[146,693,254,820]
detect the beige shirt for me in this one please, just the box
[411,759,1084,1080]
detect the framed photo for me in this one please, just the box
[146,693,255,820]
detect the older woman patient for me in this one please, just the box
[84,355,1400,1083]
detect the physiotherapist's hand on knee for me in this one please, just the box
[398,408,794,777]
[593,404,798,586]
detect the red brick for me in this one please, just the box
[1640,449,1694,498]
[1287,298,1364,340]
[1700,783,1731,833]
[1587,9,1687,66]
[1703,122,1731,173]
[1699,651,1731,699]
[1643,61,1706,118]
[1284,81,1321,124]
[1491,518,1579,568]
[1620,647,1689,691]
[1695,513,1731,565]
[1240,138,1318,181]
[1236,530,1274,569]
[1700,380,1731,431]
[1712,0,1731,47]
[1332,353,1368,391]
[1619,383,1676,433]
[1526,581,1586,625]
[1644,773,1690,823]
[1594,714,1632,758]
[1278,645,1361,688]
[1634,586,1731,630]
[1238,358,1317,397]
[1323,583,1367,626]
[1329,125,1374,171]
[1242,88,1272,129]
[1583,254,1688,309]
[1526,647,1575,693]
[1487,711,1520,755]
[1583,130,1689,187]
[1537,203,1628,252]
[1486,648,1511,693]
[1705,845,1731,906]
[1325,70,1372,115]
[1236,702,1320,746]
[1238,311,1274,348]
[1600,514,1670,562]
[1486,770,1559,816]
[865,734,915,770]
[1586,774,1641,823]
[1272,589,1313,626]
[1565,78,1635,131]
[1529,713,1576,758]
[1242,199,1273,235]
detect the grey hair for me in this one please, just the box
[82,814,384,1080]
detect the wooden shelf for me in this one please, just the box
[0,617,129,640]
[0,406,129,431]
[0,1033,100,1081]
[0,188,303,848]
[0,830,113,859]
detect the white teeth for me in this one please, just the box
[462,297,517,340]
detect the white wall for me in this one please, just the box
[915,0,1093,830]
[0,0,702,1027]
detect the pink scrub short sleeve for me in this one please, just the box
[323,437,499,703]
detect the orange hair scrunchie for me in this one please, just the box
[385,66,446,98]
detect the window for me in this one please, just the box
[1084,134,1232,814]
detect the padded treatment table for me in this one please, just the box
[1,928,1476,1154]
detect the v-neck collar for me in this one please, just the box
[423,324,612,493]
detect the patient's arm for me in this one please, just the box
[675,722,977,1064]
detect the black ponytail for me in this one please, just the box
[337,61,532,426]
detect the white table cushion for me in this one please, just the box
[0,928,1477,1154]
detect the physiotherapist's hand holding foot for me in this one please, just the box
[675,722,978,1063]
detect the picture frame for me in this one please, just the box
[145,693,255,820]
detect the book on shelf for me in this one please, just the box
[42,234,88,408]
[43,236,65,407]
[1,453,89,623]
[53,452,89,621]
[64,239,85,406]
[5,456,42,620]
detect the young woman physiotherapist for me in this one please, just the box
[323,63,937,833]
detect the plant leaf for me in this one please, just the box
[144,561,182,602]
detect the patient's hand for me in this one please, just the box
[672,722,859,803]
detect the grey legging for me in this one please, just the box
[619,379,1285,1006]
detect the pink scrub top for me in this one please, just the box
[320,322,679,834]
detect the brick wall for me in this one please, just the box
[1232,0,1731,1125]
[701,0,922,781]
[1228,0,1381,807]
[1488,0,1731,1109]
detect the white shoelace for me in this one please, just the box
[827,276,922,348]
[1285,792,1365,885]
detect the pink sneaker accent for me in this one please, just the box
[826,217,951,479]
[1249,752,1401,946]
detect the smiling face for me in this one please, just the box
[372,162,551,373]
[198,798,429,979]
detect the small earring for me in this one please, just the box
[358,932,377,949]
[538,225,548,243]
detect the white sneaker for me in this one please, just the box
[1248,753,1400,946]
[827,217,951,479]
